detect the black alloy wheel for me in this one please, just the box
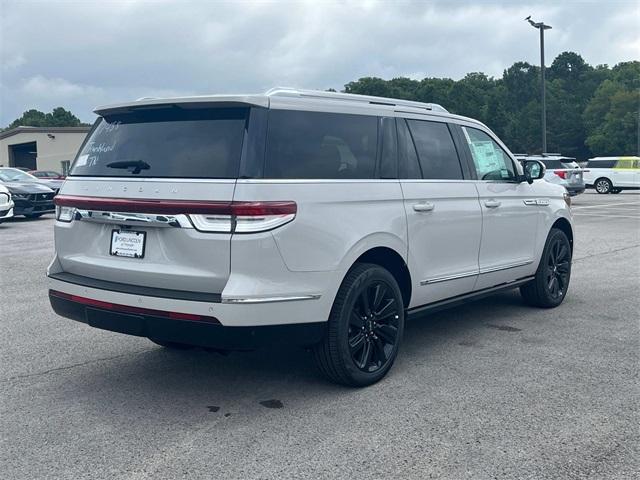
[313,263,405,386]
[520,228,572,308]
[544,235,571,301]
[348,279,401,373]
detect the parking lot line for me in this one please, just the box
[572,213,640,219]
[572,201,640,210]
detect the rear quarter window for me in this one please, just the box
[71,107,248,178]
[264,110,378,179]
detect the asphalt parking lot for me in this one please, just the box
[1,191,638,480]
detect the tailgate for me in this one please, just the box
[54,179,235,294]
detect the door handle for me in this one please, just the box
[413,202,435,212]
[484,199,501,208]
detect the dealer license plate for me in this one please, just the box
[110,230,146,258]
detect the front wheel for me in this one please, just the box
[520,228,572,308]
[594,178,612,194]
[313,263,405,387]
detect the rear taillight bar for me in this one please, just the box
[55,195,296,216]
[49,290,220,324]
[53,195,297,233]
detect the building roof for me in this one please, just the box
[0,126,92,141]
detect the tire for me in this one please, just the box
[611,188,622,194]
[520,228,572,308]
[148,338,194,349]
[25,213,43,219]
[594,178,612,194]
[313,263,405,387]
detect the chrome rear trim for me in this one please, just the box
[75,209,193,228]
[221,294,321,304]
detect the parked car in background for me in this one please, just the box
[28,170,66,193]
[0,184,14,223]
[0,168,56,218]
[48,88,574,387]
[583,156,640,194]
[515,154,586,196]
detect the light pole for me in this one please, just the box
[526,16,552,154]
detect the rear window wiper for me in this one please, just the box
[106,160,151,174]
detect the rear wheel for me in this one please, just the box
[313,263,404,387]
[25,213,43,219]
[148,338,194,349]
[611,188,622,194]
[594,178,612,194]
[520,228,572,308]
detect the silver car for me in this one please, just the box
[516,155,586,196]
[48,88,574,386]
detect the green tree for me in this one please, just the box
[7,107,85,129]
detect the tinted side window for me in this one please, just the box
[587,160,616,168]
[379,117,397,179]
[264,110,378,179]
[541,160,564,169]
[461,126,516,181]
[406,120,462,180]
[397,119,422,179]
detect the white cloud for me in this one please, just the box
[0,0,638,125]
[21,75,104,99]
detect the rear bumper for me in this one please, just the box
[49,289,326,349]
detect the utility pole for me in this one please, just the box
[526,16,552,154]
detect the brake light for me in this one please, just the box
[53,195,296,233]
[190,201,297,233]
[554,170,566,179]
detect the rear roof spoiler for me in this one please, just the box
[94,95,269,116]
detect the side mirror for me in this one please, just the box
[521,160,546,184]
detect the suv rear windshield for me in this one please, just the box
[70,107,248,178]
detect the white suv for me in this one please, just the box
[583,156,640,194]
[48,88,574,386]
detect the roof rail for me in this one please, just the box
[265,87,448,113]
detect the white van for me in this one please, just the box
[48,88,573,386]
[583,156,640,194]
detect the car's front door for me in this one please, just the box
[457,125,540,290]
[398,118,482,308]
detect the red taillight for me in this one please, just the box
[49,290,220,324]
[54,195,232,215]
[554,170,567,179]
[53,195,297,233]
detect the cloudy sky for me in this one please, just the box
[1,0,638,126]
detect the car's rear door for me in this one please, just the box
[398,117,482,307]
[52,104,257,295]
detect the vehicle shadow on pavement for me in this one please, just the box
[51,290,535,419]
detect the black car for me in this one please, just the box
[0,168,56,218]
